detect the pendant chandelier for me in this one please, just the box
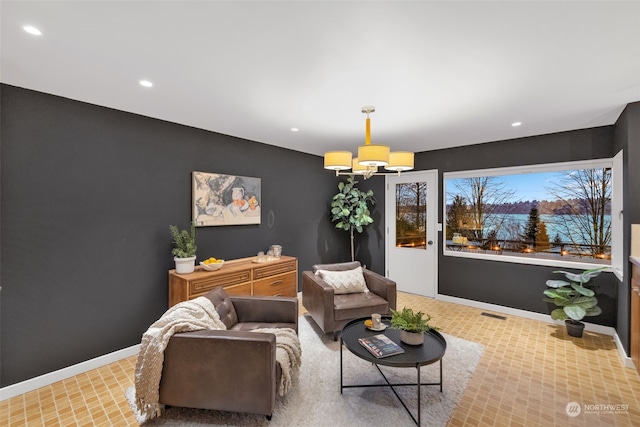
[323,106,414,179]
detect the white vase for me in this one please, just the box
[174,256,196,274]
[400,330,424,345]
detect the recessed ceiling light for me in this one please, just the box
[139,80,153,88]
[512,122,522,127]
[290,128,299,132]
[23,25,42,36]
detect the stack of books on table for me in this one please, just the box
[358,334,405,358]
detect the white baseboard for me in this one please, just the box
[435,293,635,368]
[614,333,636,369]
[0,344,140,401]
[435,293,616,335]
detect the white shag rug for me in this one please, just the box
[126,314,484,426]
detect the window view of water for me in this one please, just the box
[484,214,612,244]
[445,165,612,264]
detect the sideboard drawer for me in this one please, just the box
[189,270,251,295]
[253,271,297,297]
[189,282,252,299]
[254,260,297,280]
[221,283,252,296]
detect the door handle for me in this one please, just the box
[427,240,434,245]
[270,280,283,286]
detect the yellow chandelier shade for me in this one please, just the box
[385,151,415,171]
[323,151,353,171]
[357,144,390,166]
[351,157,366,174]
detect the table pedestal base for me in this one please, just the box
[340,337,443,426]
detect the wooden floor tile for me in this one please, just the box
[3,291,639,426]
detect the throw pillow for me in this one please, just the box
[316,267,368,294]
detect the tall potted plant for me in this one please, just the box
[330,175,375,262]
[543,267,606,337]
[170,221,197,274]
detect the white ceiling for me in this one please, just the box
[2,1,639,157]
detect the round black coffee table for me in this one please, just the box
[340,316,447,426]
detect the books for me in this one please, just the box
[358,334,405,358]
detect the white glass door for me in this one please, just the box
[385,170,438,297]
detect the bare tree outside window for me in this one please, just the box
[546,168,611,258]
[452,176,516,244]
[396,182,427,248]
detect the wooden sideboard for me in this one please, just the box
[168,255,298,307]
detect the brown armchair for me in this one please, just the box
[302,261,396,340]
[158,287,298,419]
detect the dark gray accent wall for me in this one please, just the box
[415,126,620,328]
[618,103,640,225]
[613,101,640,355]
[0,84,385,387]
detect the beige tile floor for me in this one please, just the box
[2,292,640,426]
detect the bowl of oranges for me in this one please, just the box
[200,257,224,271]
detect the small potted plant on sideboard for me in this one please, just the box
[169,221,197,274]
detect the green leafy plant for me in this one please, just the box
[169,221,197,258]
[390,307,438,333]
[330,175,375,261]
[543,267,606,322]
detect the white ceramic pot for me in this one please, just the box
[400,330,424,345]
[174,256,196,274]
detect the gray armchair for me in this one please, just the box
[302,261,396,340]
[158,287,298,419]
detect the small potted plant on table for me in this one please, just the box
[169,221,197,274]
[543,267,606,337]
[390,307,438,345]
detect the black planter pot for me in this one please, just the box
[565,320,585,338]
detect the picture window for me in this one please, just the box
[443,159,616,270]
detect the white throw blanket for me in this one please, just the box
[134,297,301,421]
[252,327,302,396]
[135,297,226,420]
